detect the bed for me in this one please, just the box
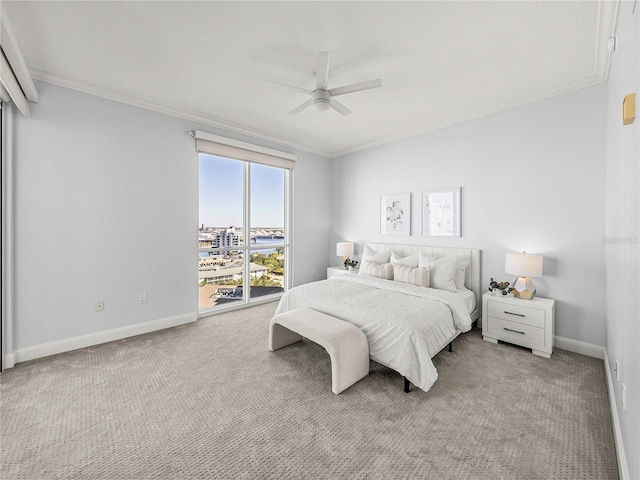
[274,243,481,393]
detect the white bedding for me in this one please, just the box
[457,288,477,314]
[274,274,472,392]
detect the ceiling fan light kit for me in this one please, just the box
[266,51,382,116]
[312,90,331,111]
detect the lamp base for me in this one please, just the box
[512,276,536,300]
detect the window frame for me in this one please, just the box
[195,133,294,317]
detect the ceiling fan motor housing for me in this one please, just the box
[311,90,331,111]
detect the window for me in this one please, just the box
[195,132,294,315]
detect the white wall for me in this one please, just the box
[605,2,639,478]
[7,81,331,357]
[330,84,608,346]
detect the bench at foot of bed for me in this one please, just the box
[269,308,370,394]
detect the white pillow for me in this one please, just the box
[393,264,429,287]
[361,260,394,280]
[418,253,457,292]
[390,252,419,268]
[358,245,392,275]
[455,260,469,290]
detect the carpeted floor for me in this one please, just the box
[1,301,619,479]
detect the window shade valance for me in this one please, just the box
[0,6,38,117]
[193,130,296,170]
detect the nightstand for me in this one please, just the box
[327,266,357,279]
[482,292,555,358]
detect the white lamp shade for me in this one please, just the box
[505,252,543,278]
[336,242,354,257]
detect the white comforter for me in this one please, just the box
[274,274,472,392]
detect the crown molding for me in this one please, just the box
[33,67,608,161]
[29,69,331,159]
[30,0,616,165]
[329,72,608,158]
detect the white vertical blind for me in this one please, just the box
[193,130,296,170]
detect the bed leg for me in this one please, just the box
[448,342,453,353]
[404,376,410,393]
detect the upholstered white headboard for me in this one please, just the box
[366,243,481,318]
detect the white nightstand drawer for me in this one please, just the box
[487,301,545,328]
[486,317,545,348]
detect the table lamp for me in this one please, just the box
[505,252,543,300]
[336,242,354,269]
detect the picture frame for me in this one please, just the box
[422,188,461,237]
[381,193,411,236]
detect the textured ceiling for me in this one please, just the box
[3,1,618,157]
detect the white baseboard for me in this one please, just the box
[2,352,15,369]
[603,352,630,480]
[553,338,628,478]
[554,335,605,359]
[9,312,197,366]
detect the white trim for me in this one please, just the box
[34,68,609,160]
[198,296,280,320]
[550,338,628,478]
[1,102,15,371]
[0,52,30,117]
[193,130,296,162]
[554,335,605,359]
[28,73,329,158]
[594,0,620,82]
[604,352,630,480]
[0,4,38,103]
[11,312,197,365]
[3,353,15,369]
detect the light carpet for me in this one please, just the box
[0,301,619,479]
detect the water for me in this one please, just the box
[200,236,284,256]
[252,236,284,254]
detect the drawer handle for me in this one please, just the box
[504,327,526,335]
[504,311,525,317]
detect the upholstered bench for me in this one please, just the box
[269,308,370,394]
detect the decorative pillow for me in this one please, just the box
[390,252,419,268]
[418,253,458,292]
[358,245,392,275]
[361,260,394,280]
[454,260,469,290]
[393,264,429,287]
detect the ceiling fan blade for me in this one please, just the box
[289,98,313,115]
[329,79,382,97]
[316,52,330,90]
[264,80,312,95]
[329,98,352,116]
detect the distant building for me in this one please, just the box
[214,227,241,250]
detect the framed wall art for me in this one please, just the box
[381,193,411,236]
[422,188,461,237]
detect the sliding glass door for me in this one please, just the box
[198,153,290,314]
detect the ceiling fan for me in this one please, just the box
[266,52,382,116]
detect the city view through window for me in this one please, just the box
[199,154,287,312]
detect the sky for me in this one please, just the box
[199,154,285,228]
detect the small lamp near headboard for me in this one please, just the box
[505,252,543,300]
[336,242,354,269]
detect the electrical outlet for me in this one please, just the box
[615,360,620,381]
[622,384,626,410]
[139,293,147,304]
[96,301,104,312]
